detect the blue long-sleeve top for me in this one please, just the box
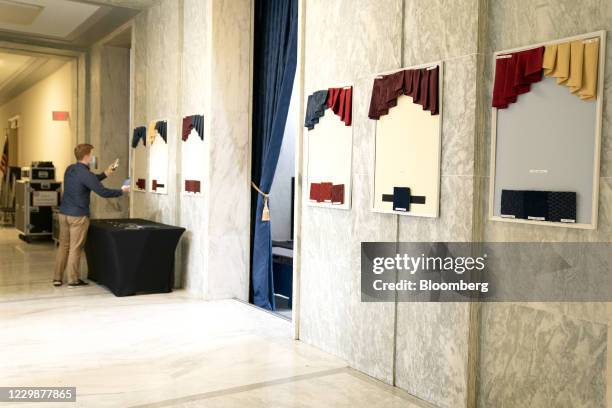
[59,162,123,217]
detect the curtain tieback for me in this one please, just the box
[251,182,271,222]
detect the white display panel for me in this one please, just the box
[306,108,353,210]
[148,119,169,195]
[372,63,443,217]
[489,31,605,229]
[181,116,205,195]
[131,129,148,193]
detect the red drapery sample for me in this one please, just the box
[492,46,544,109]
[326,87,352,126]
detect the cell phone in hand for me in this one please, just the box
[122,178,130,187]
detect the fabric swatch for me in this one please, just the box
[392,187,411,212]
[181,116,194,141]
[368,66,440,119]
[309,183,321,202]
[319,182,333,203]
[579,40,599,100]
[543,39,599,100]
[331,184,345,205]
[192,115,204,140]
[547,191,576,222]
[500,190,525,218]
[185,180,201,193]
[492,47,544,109]
[155,120,167,143]
[524,190,548,220]
[304,90,329,130]
[131,126,147,148]
[152,179,165,191]
[327,87,352,126]
[148,120,157,145]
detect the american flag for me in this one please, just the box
[0,138,8,176]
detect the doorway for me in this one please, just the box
[249,0,298,320]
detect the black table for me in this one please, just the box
[85,218,185,296]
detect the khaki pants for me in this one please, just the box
[53,214,90,283]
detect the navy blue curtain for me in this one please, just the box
[250,0,298,310]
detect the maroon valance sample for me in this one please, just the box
[492,46,544,109]
[368,66,439,120]
[185,180,201,193]
[182,116,193,141]
[182,115,204,141]
[326,87,352,126]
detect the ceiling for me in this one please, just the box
[0,0,154,47]
[0,52,33,88]
[0,0,100,38]
[0,50,69,106]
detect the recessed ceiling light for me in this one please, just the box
[0,0,44,26]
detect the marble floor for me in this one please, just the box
[0,228,430,408]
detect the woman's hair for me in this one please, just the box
[74,143,94,160]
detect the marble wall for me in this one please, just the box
[130,0,251,299]
[299,0,402,386]
[477,0,612,406]
[90,0,610,406]
[298,0,484,406]
[89,44,130,219]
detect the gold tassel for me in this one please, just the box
[261,197,270,221]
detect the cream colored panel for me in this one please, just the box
[373,94,441,217]
[306,109,353,210]
[131,141,148,193]
[181,126,205,195]
[148,119,169,195]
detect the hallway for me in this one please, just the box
[0,229,426,408]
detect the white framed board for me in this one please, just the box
[371,61,443,218]
[489,31,606,229]
[305,86,353,210]
[131,125,148,193]
[181,114,205,195]
[148,118,169,195]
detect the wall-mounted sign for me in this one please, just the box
[52,111,70,121]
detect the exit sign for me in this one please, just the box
[52,111,70,121]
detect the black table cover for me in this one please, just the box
[85,218,185,296]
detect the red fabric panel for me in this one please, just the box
[331,184,345,205]
[416,68,429,109]
[319,182,333,202]
[182,116,194,141]
[428,67,439,115]
[368,78,389,119]
[185,180,201,193]
[327,87,353,126]
[309,183,321,202]
[492,47,544,109]
[513,46,544,94]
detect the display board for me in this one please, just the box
[181,114,205,195]
[305,86,353,210]
[148,119,169,195]
[489,31,605,229]
[131,126,148,193]
[371,62,443,217]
